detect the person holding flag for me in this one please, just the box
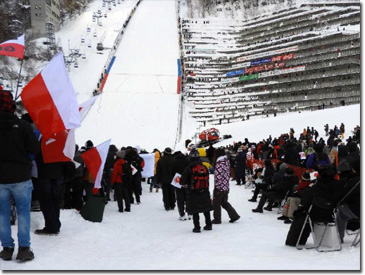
[0,89,40,261]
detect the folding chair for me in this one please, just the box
[296,197,342,252]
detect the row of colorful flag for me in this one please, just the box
[0,34,109,193]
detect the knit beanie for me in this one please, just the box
[0,90,16,114]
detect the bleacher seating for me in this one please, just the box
[179,2,360,127]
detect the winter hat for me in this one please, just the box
[0,90,15,114]
[164,147,172,155]
[302,172,311,181]
[279,163,288,172]
[116,150,125,159]
[313,143,323,153]
[337,159,351,173]
[85,140,94,149]
[189,148,200,159]
[306,147,314,155]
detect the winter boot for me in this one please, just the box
[192,227,201,233]
[0,247,14,261]
[252,208,263,213]
[229,216,240,223]
[16,247,34,261]
[264,206,272,211]
[203,224,212,231]
[277,215,287,220]
[248,197,257,202]
[149,187,152,193]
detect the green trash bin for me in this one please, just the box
[80,196,107,223]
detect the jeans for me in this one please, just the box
[0,180,33,248]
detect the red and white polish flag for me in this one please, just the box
[41,129,75,163]
[79,96,98,121]
[81,139,111,193]
[21,52,81,138]
[0,34,25,59]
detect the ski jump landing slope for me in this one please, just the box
[77,0,180,151]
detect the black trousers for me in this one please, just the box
[129,173,142,203]
[213,189,239,223]
[257,191,276,210]
[285,214,311,246]
[63,177,84,210]
[175,188,186,216]
[38,177,63,233]
[115,184,130,211]
[162,184,176,210]
[252,183,269,200]
[193,212,211,229]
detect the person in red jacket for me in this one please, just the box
[111,150,132,212]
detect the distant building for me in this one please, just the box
[29,0,60,39]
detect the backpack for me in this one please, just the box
[191,163,209,190]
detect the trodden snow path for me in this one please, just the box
[1,176,360,270]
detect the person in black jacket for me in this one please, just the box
[284,141,300,166]
[156,148,176,211]
[285,165,337,246]
[235,146,246,186]
[125,147,144,204]
[0,90,40,261]
[248,159,275,202]
[335,159,360,243]
[180,149,213,233]
[252,167,298,213]
[171,151,191,219]
[34,147,66,236]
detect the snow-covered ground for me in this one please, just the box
[0,0,361,271]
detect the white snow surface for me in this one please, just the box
[1,0,361,271]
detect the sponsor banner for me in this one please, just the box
[192,48,217,54]
[265,63,275,70]
[271,55,282,62]
[239,73,259,81]
[237,45,298,62]
[280,65,306,74]
[282,53,295,60]
[226,69,245,77]
[232,62,250,68]
[276,62,286,68]
[222,77,240,83]
[254,65,265,73]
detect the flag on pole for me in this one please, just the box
[21,52,81,138]
[41,128,76,164]
[0,34,25,59]
[81,139,111,194]
[79,96,98,121]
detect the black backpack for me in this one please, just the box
[131,156,143,172]
[191,163,209,190]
